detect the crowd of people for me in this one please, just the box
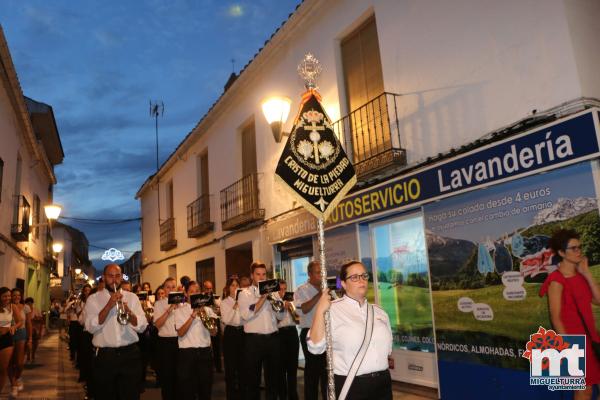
[60,258,394,400]
[0,288,44,398]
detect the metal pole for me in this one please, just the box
[317,217,335,400]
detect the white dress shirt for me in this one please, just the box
[307,296,392,376]
[294,281,319,329]
[220,296,242,327]
[238,285,283,334]
[67,301,81,322]
[153,298,179,337]
[174,303,217,348]
[84,289,148,348]
[276,293,297,328]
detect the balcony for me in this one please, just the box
[187,194,214,238]
[333,92,407,179]
[220,173,265,231]
[11,195,30,242]
[160,217,177,251]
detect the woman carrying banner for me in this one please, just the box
[541,229,600,400]
[308,260,393,400]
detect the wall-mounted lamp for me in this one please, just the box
[88,279,95,286]
[261,97,292,143]
[52,242,64,253]
[75,268,82,275]
[44,204,62,221]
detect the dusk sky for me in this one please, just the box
[0,0,300,270]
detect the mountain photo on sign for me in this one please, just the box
[275,92,356,220]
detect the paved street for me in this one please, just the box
[10,331,437,400]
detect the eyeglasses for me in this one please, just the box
[565,245,582,252]
[346,273,370,282]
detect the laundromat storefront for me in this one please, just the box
[267,108,600,398]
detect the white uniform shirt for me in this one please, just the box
[220,296,242,327]
[153,298,179,337]
[294,281,319,329]
[174,303,217,348]
[307,296,392,376]
[238,285,283,334]
[67,301,81,322]
[277,293,297,328]
[78,301,86,326]
[84,289,147,348]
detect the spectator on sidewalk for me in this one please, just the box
[0,287,22,396]
[9,288,30,397]
[24,298,42,364]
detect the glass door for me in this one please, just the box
[370,212,438,388]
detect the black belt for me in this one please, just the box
[245,331,278,337]
[96,342,138,355]
[279,326,297,331]
[335,370,389,380]
[225,325,244,331]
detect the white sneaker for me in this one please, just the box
[10,385,18,398]
[16,379,23,391]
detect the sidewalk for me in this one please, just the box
[6,331,437,400]
[1,332,85,400]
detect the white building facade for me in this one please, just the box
[138,0,600,396]
[0,27,64,311]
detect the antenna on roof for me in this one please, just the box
[149,100,164,224]
[231,58,236,73]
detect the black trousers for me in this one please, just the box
[157,336,178,400]
[334,370,392,400]
[92,343,142,400]
[211,324,223,372]
[244,332,280,400]
[68,321,81,361]
[78,331,93,384]
[278,326,299,400]
[223,325,245,400]
[177,347,213,400]
[300,328,327,400]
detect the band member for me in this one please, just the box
[277,280,299,400]
[153,277,180,400]
[66,293,82,361]
[175,281,218,400]
[308,261,393,400]
[77,285,94,398]
[239,276,251,289]
[238,261,284,400]
[294,261,327,400]
[221,277,244,400]
[8,288,28,397]
[84,264,147,400]
[203,279,223,373]
[121,281,133,292]
[0,287,21,395]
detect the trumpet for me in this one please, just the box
[143,303,154,321]
[287,301,300,323]
[114,284,130,325]
[267,293,285,313]
[197,307,217,331]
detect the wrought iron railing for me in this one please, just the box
[160,217,177,251]
[332,92,406,178]
[187,194,214,237]
[220,173,264,231]
[11,195,30,242]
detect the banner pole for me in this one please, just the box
[317,217,336,400]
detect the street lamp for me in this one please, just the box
[261,96,291,142]
[88,279,95,286]
[44,204,62,221]
[52,242,64,253]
